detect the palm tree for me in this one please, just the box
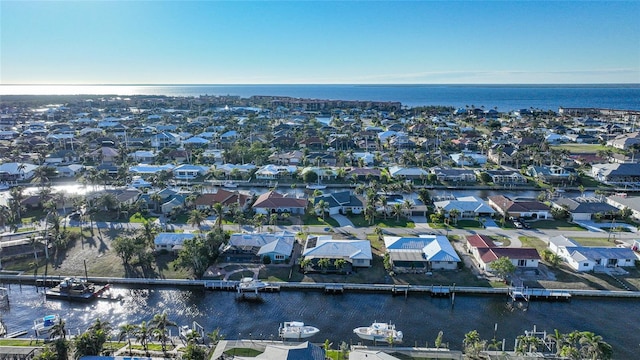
[50,317,67,339]
[140,220,158,249]
[206,328,224,346]
[187,209,205,231]
[299,257,312,272]
[150,192,163,213]
[269,213,278,227]
[118,323,138,356]
[0,205,10,231]
[135,321,151,353]
[391,203,403,222]
[212,202,224,229]
[579,331,613,360]
[314,200,329,220]
[8,186,24,221]
[333,258,347,273]
[149,312,177,352]
[448,209,461,225]
[253,213,266,232]
[317,258,331,273]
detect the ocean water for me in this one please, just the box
[1,84,639,111]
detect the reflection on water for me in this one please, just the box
[1,285,638,359]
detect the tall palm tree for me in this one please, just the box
[118,323,138,356]
[212,202,224,229]
[149,312,177,352]
[391,203,403,222]
[49,317,67,340]
[314,200,329,220]
[150,192,163,213]
[135,321,151,353]
[8,186,24,221]
[187,209,205,231]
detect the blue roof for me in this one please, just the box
[154,233,195,246]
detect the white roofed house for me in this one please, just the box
[173,164,210,180]
[0,162,39,181]
[433,195,495,220]
[388,166,429,180]
[590,163,640,186]
[302,235,373,271]
[254,165,298,180]
[384,235,460,272]
[548,235,637,272]
[154,232,195,253]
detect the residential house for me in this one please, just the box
[481,170,527,185]
[194,189,251,212]
[450,152,487,166]
[311,191,364,215]
[302,235,372,269]
[151,132,181,149]
[384,235,460,272]
[606,194,640,221]
[388,166,429,180]
[57,164,85,178]
[487,195,551,219]
[346,167,382,181]
[0,162,39,181]
[552,196,619,221]
[254,165,298,180]
[220,341,324,360]
[465,234,540,271]
[252,190,307,215]
[549,235,637,272]
[129,150,157,163]
[433,196,495,219]
[129,164,175,176]
[172,164,209,180]
[154,233,195,252]
[220,231,296,264]
[591,163,640,185]
[268,150,304,165]
[606,132,640,150]
[430,167,477,183]
[527,165,574,185]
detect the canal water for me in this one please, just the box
[2,284,638,359]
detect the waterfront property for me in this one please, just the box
[252,190,307,215]
[384,235,460,271]
[466,234,540,271]
[548,235,637,272]
[302,235,373,269]
[153,232,196,253]
[488,195,551,219]
[221,231,296,264]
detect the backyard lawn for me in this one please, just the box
[529,220,586,231]
[551,143,606,154]
[571,237,617,247]
[518,236,548,253]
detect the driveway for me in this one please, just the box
[330,213,355,227]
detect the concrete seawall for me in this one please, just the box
[3,274,640,299]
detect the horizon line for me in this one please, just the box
[2,83,639,87]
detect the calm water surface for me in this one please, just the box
[2,284,639,359]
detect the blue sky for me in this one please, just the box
[1,1,639,84]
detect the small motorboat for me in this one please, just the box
[353,321,403,343]
[279,321,320,339]
[34,314,60,337]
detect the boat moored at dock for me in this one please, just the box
[353,321,403,343]
[33,314,60,337]
[279,321,320,339]
[45,277,111,301]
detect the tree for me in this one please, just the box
[317,258,331,273]
[49,317,67,340]
[175,236,210,278]
[299,257,312,272]
[206,327,225,345]
[149,312,177,352]
[579,331,613,360]
[73,319,111,359]
[212,202,224,229]
[118,323,138,356]
[187,209,206,231]
[490,256,516,281]
[391,203,403,221]
[314,200,329,220]
[112,236,141,266]
[140,220,158,249]
[135,321,151,353]
[334,258,347,273]
[463,330,485,357]
[434,330,444,349]
[448,209,460,225]
[182,342,206,360]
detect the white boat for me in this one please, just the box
[353,321,403,343]
[223,181,238,188]
[34,314,60,337]
[179,321,205,343]
[279,321,320,339]
[306,184,326,190]
[237,277,268,293]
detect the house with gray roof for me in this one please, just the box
[590,163,640,185]
[526,165,574,185]
[388,166,428,180]
[430,167,477,183]
[311,191,364,215]
[302,235,372,268]
[154,232,195,252]
[552,196,619,221]
[548,235,637,272]
[384,235,460,271]
[221,231,295,264]
[433,195,495,219]
[606,194,640,221]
